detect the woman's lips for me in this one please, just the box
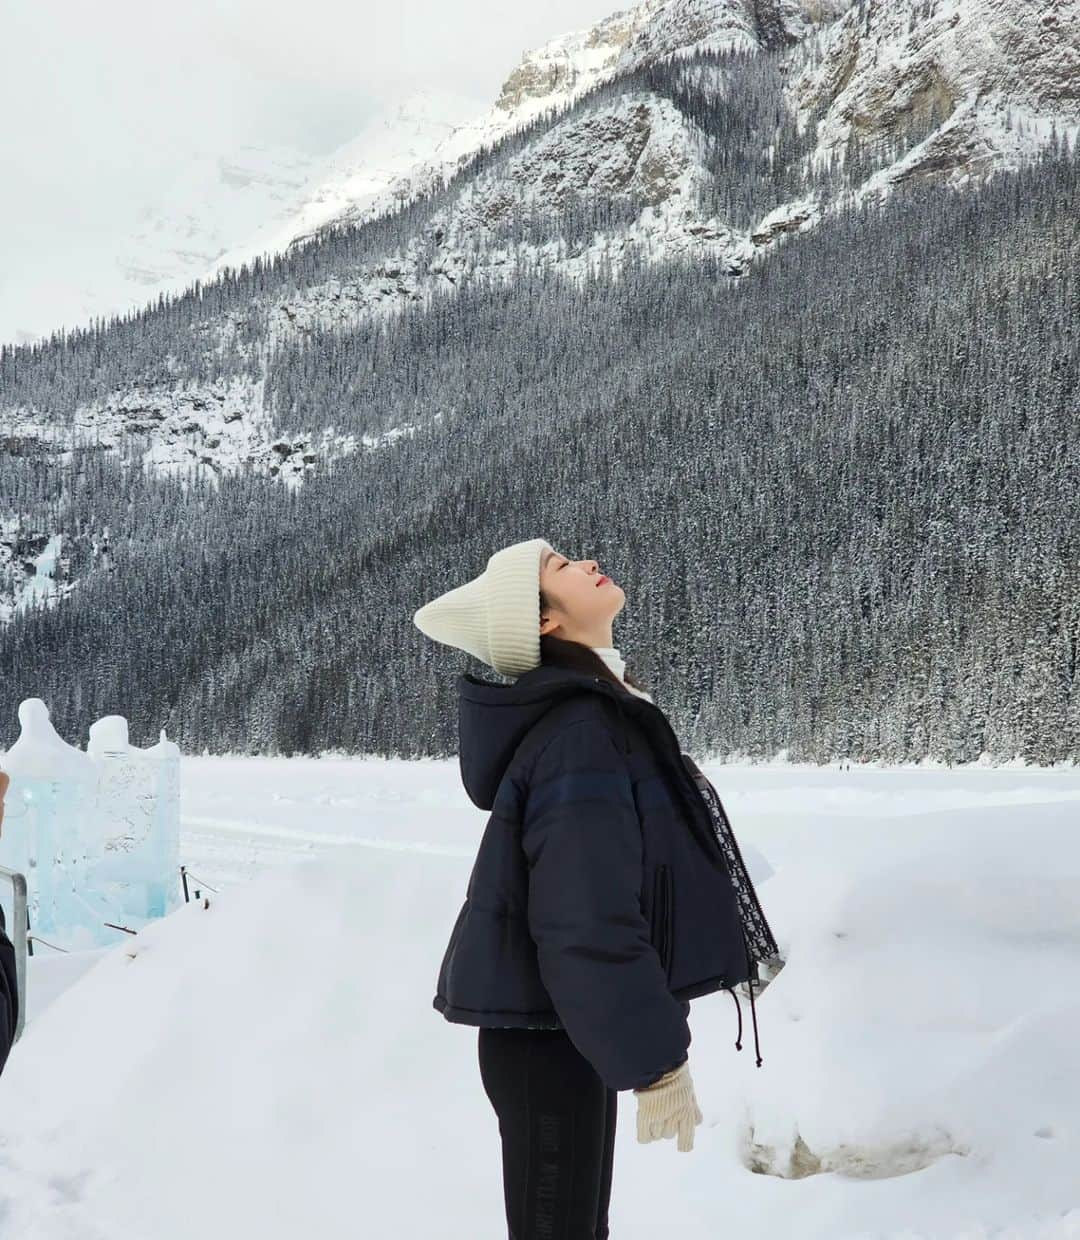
[596,575,610,586]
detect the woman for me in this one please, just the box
[413,537,781,1239]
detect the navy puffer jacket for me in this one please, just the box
[432,663,753,1091]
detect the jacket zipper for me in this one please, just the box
[591,678,727,870]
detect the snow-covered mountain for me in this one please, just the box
[790,0,1080,193]
[3,0,821,353]
[2,143,323,349]
[273,0,1079,252]
[206,1,767,269]
[2,93,486,351]
[287,0,780,245]
[204,90,486,281]
[222,0,1077,352]
[7,0,1073,351]
[2,0,1076,510]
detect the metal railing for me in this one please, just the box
[0,866,28,1043]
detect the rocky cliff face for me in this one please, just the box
[492,1,665,114]
[303,0,773,244]
[297,0,1075,264]
[789,0,1080,189]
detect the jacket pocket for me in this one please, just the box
[651,864,674,979]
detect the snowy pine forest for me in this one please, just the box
[1,35,1078,766]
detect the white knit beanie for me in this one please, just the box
[412,537,553,677]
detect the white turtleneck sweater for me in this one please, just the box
[591,646,654,703]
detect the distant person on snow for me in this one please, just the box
[0,768,19,1075]
[414,537,783,1239]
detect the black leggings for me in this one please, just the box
[478,1027,618,1240]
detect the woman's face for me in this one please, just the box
[538,547,625,644]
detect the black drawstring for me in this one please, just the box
[741,930,763,1067]
[722,929,763,1065]
[727,986,743,1050]
[747,974,762,1067]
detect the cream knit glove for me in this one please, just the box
[633,1060,703,1153]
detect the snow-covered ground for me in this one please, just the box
[2,755,1080,1239]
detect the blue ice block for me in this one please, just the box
[0,699,181,949]
[88,716,181,921]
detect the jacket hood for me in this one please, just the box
[457,664,632,810]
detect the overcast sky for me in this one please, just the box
[0,0,621,343]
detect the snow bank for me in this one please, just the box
[0,848,483,1239]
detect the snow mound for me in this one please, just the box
[0,850,476,1239]
[724,802,1080,1225]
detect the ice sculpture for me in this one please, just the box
[88,716,181,921]
[0,699,181,950]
